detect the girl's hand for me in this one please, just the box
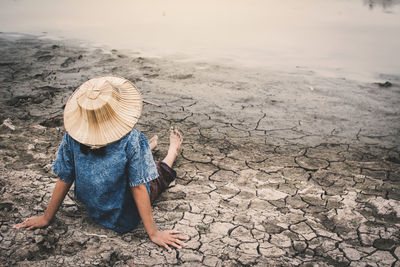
[13,215,50,230]
[150,230,188,251]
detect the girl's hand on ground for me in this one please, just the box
[150,230,188,251]
[13,215,50,230]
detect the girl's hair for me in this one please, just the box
[80,144,106,157]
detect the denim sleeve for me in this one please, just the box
[52,134,75,184]
[127,131,158,187]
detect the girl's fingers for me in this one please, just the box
[166,240,181,249]
[18,221,27,228]
[169,230,180,234]
[163,243,171,252]
[171,238,186,247]
[14,219,34,229]
[27,225,35,231]
[171,234,188,240]
[20,218,30,225]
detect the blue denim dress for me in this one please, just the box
[52,129,159,233]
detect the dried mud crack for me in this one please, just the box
[1,34,400,266]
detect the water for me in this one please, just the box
[1,0,399,81]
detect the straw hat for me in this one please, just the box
[63,76,142,147]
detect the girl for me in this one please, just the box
[13,76,187,251]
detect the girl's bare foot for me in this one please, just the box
[168,127,183,155]
[149,135,159,151]
[162,127,183,168]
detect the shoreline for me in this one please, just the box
[1,33,400,266]
[3,31,400,83]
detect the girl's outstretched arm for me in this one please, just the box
[131,184,187,251]
[13,178,72,230]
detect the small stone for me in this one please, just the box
[126,259,135,266]
[0,240,12,249]
[343,247,362,261]
[123,235,132,242]
[364,250,395,266]
[34,229,41,235]
[261,222,284,234]
[286,195,308,209]
[40,229,48,235]
[301,195,325,207]
[33,205,44,211]
[259,242,286,257]
[239,242,258,255]
[100,251,112,261]
[2,118,15,131]
[221,236,240,247]
[373,238,396,251]
[293,241,307,252]
[43,163,53,173]
[305,248,314,256]
[203,256,220,266]
[27,144,35,150]
[251,228,265,240]
[34,235,44,244]
[43,241,52,249]
[257,187,288,200]
[0,225,8,233]
[295,156,329,170]
[231,226,255,242]
[270,233,292,248]
[290,222,315,240]
[238,254,259,265]
[209,222,235,238]
[92,259,102,265]
[377,81,392,87]
[14,246,34,260]
[179,250,203,262]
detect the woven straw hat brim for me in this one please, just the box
[63,76,142,146]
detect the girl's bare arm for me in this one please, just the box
[13,178,72,230]
[130,184,187,251]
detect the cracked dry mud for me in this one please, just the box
[0,34,400,266]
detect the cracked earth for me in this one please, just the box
[0,34,400,266]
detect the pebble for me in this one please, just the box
[0,225,8,233]
[377,81,392,87]
[100,251,112,262]
[373,238,396,251]
[34,235,44,244]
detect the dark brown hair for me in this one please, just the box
[80,144,106,157]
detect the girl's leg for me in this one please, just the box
[149,128,183,203]
[149,135,159,150]
[161,128,183,168]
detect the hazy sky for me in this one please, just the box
[1,0,399,81]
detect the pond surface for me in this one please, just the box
[1,0,399,81]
